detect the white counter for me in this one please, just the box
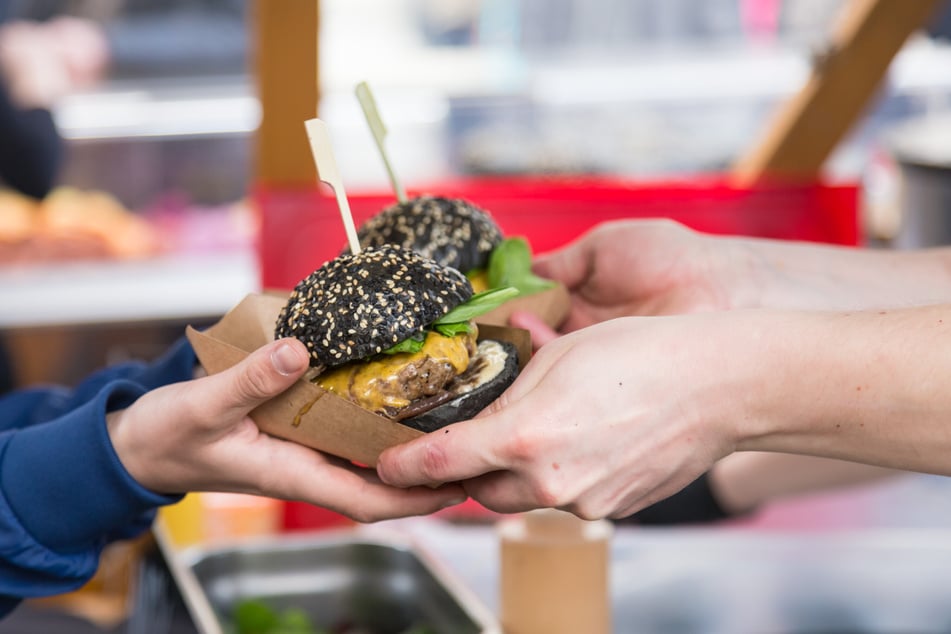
[0,250,259,329]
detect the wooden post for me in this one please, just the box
[251,0,320,186]
[732,0,945,185]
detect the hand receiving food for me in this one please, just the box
[509,218,951,350]
[107,337,466,523]
[377,313,748,519]
[515,220,731,333]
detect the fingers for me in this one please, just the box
[459,463,685,521]
[202,338,310,421]
[193,424,469,522]
[376,415,509,488]
[265,439,468,522]
[377,335,575,488]
[303,467,468,523]
[508,310,559,348]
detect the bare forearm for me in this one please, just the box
[721,236,951,311]
[711,452,898,513]
[738,305,951,475]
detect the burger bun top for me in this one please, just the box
[353,195,503,273]
[275,244,474,369]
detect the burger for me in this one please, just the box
[352,194,554,296]
[351,195,501,289]
[275,244,520,432]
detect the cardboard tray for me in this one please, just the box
[186,293,532,467]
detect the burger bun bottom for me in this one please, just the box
[401,340,519,433]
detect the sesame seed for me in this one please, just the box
[274,243,473,368]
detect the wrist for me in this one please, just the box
[709,235,771,310]
[729,310,834,453]
[106,409,134,474]
[687,310,796,455]
[106,407,156,493]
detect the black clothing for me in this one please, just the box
[617,472,735,526]
[0,0,63,199]
[0,80,62,199]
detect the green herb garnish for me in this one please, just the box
[433,321,473,338]
[378,287,517,354]
[382,331,426,355]
[231,598,434,634]
[434,287,519,325]
[488,237,556,296]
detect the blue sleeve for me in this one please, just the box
[1,337,196,431]
[0,338,195,616]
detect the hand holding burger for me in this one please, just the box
[108,337,465,522]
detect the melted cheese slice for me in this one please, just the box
[316,329,474,412]
[467,269,490,293]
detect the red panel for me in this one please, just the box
[257,175,859,291]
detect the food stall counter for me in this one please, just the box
[0,250,257,330]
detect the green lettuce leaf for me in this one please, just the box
[379,287,517,353]
[433,321,473,338]
[434,287,519,325]
[382,331,426,355]
[488,237,556,296]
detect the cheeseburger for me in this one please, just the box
[275,244,519,432]
[352,194,554,297]
[351,195,502,290]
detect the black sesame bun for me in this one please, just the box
[275,244,519,427]
[353,195,504,273]
[276,244,472,370]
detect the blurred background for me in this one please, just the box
[5,0,951,384]
[6,0,951,220]
[6,2,951,632]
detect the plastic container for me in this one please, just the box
[154,529,501,634]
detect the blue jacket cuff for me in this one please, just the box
[131,336,197,391]
[0,381,180,553]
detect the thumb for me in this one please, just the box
[205,338,310,419]
[532,237,593,291]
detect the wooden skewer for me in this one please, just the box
[304,118,361,255]
[355,81,408,204]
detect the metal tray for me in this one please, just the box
[155,526,501,634]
